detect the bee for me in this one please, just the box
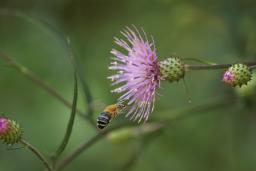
[97,101,126,129]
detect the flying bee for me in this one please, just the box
[97,101,126,129]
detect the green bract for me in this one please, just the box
[158,56,185,82]
[223,64,252,87]
[0,119,22,145]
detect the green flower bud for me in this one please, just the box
[235,71,256,97]
[223,63,252,87]
[158,56,185,82]
[0,117,22,145]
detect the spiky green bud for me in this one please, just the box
[158,56,185,82]
[235,71,256,97]
[223,64,252,87]
[0,117,22,145]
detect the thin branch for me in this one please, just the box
[151,97,235,126]
[120,142,146,171]
[54,123,132,171]
[182,57,216,65]
[0,51,89,120]
[55,96,232,171]
[185,61,256,70]
[19,139,53,171]
[52,73,78,164]
[120,131,163,171]
[0,9,95,127]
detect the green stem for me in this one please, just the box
[65,37,95,125]
[53,73,78,164]
[182,57,216,65]
[19,139,53,171]
[54,132,105,171]
[185,61,256,70]
[0,52,92,122]
[55,97,232,171]
[0,9,96,127]
[54,123,132,171]
[120,132,162,171]
[155,96,234,122]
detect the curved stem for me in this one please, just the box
[0,52,94,125]
[185,61,256,70]
[0,9,96,127]
[66,37,94,117]
[19,139,52,171]
[53,73,78,164]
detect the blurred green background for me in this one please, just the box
[0,0,256,171]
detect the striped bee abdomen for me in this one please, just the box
[97,112,111,129]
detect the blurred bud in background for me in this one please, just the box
[107,122,166,144]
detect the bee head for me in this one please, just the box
[117,103,126,110]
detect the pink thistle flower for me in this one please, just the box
[222,70,235,85]
[108,26,161,123]
[0,117,10,136]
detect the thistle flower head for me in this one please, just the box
[223,64,252,87]
[108,26,161,123]
[0,116,22,145]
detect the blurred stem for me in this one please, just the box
[19,139,53,171]
[0,9,95,127]
[52,73,78,165]
[121,142,146,171]
[0,52,93,122]
[183,57,216,65]
[65,37,95,124]
[55,96,232,171]
[154,96,234,123]
[185,61,256,70]
[120,131,162,171]
[54,123,133,171]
